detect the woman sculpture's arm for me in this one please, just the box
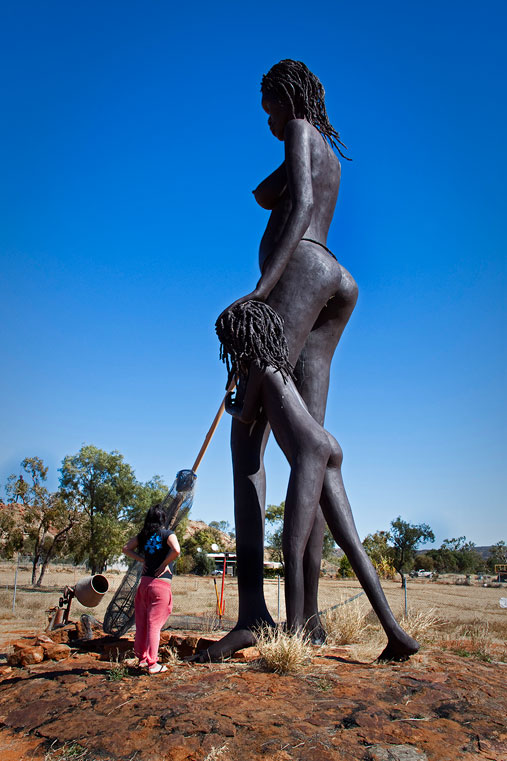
[221,119,314,312]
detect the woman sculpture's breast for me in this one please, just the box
[259,189,292,270]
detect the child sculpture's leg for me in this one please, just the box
[320,435,419,660]
[282,430,331,631]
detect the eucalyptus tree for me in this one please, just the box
[60,445,138,574]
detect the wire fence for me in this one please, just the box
[0,563,369,634]
[167,575,366,633]
[2,563,504,641]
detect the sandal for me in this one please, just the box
[138,659,148,668]
[148,663,168,674]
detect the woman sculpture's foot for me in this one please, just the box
[304,614,327,645]
[377,633,420,662]
[190,621,280,662]
[191,627,257,662]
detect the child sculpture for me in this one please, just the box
[215,300,419,661]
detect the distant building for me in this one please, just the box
[205,552,283,576]
[206,553,237,575]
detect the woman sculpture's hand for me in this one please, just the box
[218,286,268,323]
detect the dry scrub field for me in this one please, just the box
[0,562,505,652]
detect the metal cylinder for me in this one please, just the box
[73,575,109,607]
[50,607,65,629]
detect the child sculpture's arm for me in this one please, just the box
[224,365,263,424]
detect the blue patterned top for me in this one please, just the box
[140,529,175,579]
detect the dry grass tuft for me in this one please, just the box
[399,607,442,642]
[323,599,368,645]
[486,618,507,640]
[203,743,230,761]
[325,601,443,648]
[44,740,89,760]
[160,646,180,666]
[254,625,312,675]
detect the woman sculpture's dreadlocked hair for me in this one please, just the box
[216,301,295,384]
[261,59,350,160]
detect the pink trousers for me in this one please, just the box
[134,576,173,667]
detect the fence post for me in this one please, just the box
[403,575,408,617]
[12,553,20,613]
[277,574,280,624]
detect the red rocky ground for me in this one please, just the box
[0,627,505,761]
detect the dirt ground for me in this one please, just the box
[0,564,506,760]
[0,636,506,761]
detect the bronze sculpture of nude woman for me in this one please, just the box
[199,60,414,661]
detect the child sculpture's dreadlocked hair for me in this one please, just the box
[216,301,295,384]
[261,59,350,160]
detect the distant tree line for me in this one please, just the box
[3,453,504,587]
[352,518,505,583]
[266,503,505,585]
[417,537,506,576]
[0,446,235,585]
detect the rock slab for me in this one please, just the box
[0,645,505,761]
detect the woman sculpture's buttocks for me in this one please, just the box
[197,60,359,661]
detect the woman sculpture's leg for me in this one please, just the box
[295,270,358,641]
[320,435,419,660]
[231,411,274,629]
[195,412,274,660]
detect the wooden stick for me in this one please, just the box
[192,379,236,473]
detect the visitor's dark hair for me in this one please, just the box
[215,300,295,384]
[261,59,350,160]
[137,504,168,551]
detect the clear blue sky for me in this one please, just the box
[1,1,505,547]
